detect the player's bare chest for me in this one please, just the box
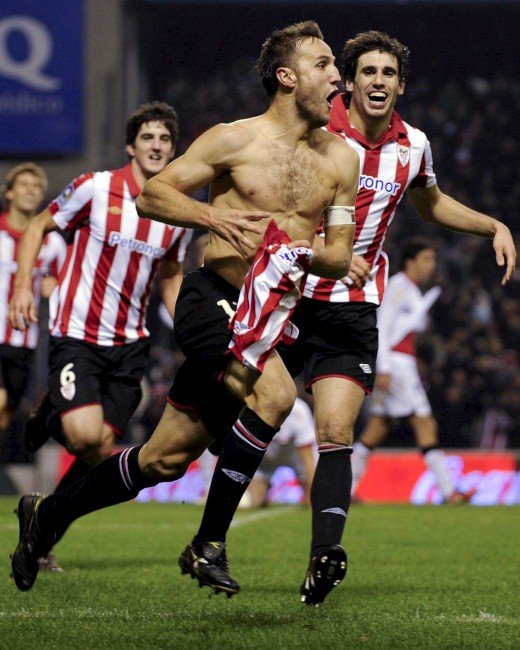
[238,145,333,209]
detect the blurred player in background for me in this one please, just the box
[0,163,65,453]
[244,396,316,508]
[351,238,473,503]
[288,30,516,606]
[9,102,191,570]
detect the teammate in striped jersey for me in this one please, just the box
[287,30,515,604]
[0,163,65,450]
[9,103,190,569]
[10,22,359,599]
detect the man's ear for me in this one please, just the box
[125,143,135,158]
[397,81,406,96]
[345,79,354,93]
[276,66,297,90]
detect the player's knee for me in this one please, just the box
[316,417,354,446]
[256,377,296,423]
[63,423,104,458]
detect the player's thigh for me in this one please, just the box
[225,352,296,427]
[60,403,105,445]
[48,336,104,422]
[140,402,213,477]
[101,341,149,436]
[312,376,366,445]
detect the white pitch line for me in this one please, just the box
[0,505,296,533]
[0,609,517,624]
[231,505,294,528]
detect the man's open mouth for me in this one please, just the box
[368,92,387,104]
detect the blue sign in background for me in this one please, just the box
[0,1,83,155]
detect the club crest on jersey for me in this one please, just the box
[397,145,410,167]
[60,383,76,401]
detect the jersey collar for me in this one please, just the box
[119,163,142,199]
[328,93,407,149]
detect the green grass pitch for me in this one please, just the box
[1,498,519,649]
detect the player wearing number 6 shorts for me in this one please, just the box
[8,103,191,569]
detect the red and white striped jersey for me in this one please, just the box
[303,94,437,304]
[0,212,66,349]
[229,220,311,373]
[48,164,192,346]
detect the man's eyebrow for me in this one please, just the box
[316,54,335,63]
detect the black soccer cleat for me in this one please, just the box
[300,544,348,607]
[11,493,50,591]
[179,541,240,597]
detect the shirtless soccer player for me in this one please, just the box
[10,21,359,603]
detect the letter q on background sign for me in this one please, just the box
[0,15,61,91]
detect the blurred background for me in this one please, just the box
[0,0,519,502]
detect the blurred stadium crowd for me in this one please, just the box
[2,59,519,461]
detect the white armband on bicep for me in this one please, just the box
[323,206,356,227]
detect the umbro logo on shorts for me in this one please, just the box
[359,363,372,374]
[222,469,250,484]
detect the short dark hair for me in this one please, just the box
[125,101,179,148]
[400,237,435,269]
[342,30,410,84]
[256,21,324,97]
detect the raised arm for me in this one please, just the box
[407,184,516,285]
[136,124,270,258]
[9,210,56,329]
[310,140,359,279]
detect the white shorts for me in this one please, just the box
[369,352,431,418]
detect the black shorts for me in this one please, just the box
[168,267,243,440]
[48,336,149,436]
[0,344,34,409]
[279,298,378,394]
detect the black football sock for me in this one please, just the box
[310,444,353,556]
[54,457,93,493]
[39,392,66,445]
[36,445,158,540]
[194,407,279,544]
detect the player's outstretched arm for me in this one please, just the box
[408,184,517,285]
[136,124,270,259]
[310,139,359,279]
[9,210,56,330]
